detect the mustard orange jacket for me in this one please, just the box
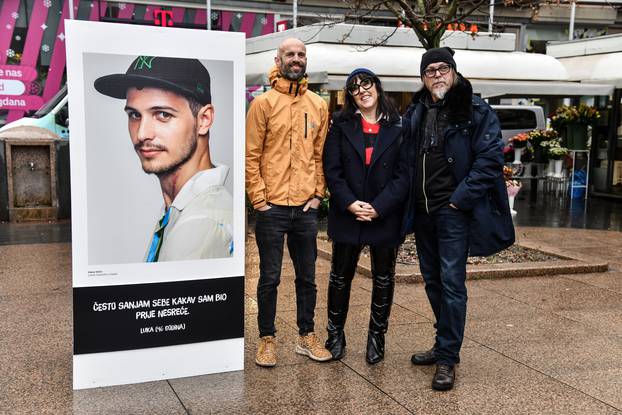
[245,66,329,209]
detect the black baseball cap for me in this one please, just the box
[94,56,211,105]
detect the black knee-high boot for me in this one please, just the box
[366,246,397,364]
[326,243,361,359]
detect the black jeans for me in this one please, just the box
[255,204,319,337]
[414,206,470,366]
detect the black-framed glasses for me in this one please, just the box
[347,77,374,96]
[422,64,452,78]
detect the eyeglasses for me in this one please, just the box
[422,64,452,78]
[347,77,374,96]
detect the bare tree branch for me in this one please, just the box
[302,0,545,50]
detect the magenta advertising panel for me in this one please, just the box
[0,64,42,110]
[0,0,274,124]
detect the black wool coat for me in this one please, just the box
[323,113,410,246]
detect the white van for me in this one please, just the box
[491,105,546,144]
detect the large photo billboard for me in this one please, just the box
[66,20,245,389]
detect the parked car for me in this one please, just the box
[491,105,545,144]
[0,86,69,139]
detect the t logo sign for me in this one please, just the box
[154,9,173,27]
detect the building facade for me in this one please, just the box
[0,0,279,126]
[1,0,621,125]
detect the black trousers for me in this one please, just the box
[255,205,319,337]
[327,242,397,333]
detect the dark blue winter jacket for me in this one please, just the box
[402,74,515,256]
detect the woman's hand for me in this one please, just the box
[348,201,378,222]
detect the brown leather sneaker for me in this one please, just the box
[295,332,332,362]
[255,336,277,367]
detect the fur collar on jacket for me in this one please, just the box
[411,73,473,124]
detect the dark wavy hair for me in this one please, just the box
[336,74,400,124]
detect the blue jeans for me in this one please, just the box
[255,204,319,337]
[414,206,469,366]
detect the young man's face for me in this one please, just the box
[124,87,198,175]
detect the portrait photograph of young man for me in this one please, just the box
[85,54,235,265]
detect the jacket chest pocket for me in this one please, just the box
[300,114,320,156]
[304,114,320,140]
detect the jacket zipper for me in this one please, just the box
[304,113,308,138]
[422,152,430,214]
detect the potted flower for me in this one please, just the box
[548,145,569,178]
[509,132,530,164]
[551,104,600,150]
[504,166,521,217]
[539,138,562,177]
[503,144,514,163]
[528,129,559,164]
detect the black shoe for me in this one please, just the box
[366,331,385,364]
[432,364,455,391]
[410,348,438,366]
[325,330,346,360]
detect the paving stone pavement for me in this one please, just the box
[1,227,621,414]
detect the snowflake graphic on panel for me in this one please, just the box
[260,17,268,25]
[118,3,126,10]
[15,35,21,41]
[44,0,52,8]
[6,24,12,30]
[28,82,43,95]
[42,44,50,52]
[6,49,15,58]
[11,12,19,19]
[236,13,242,19]
[211,12,219,20]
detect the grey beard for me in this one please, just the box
[432,88,447,100]
[280,63,306,81]
[282,70,304,81]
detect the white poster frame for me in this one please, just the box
[66,20,246,390]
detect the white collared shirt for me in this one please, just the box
[145,165,233,262]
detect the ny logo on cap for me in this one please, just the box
[134,56,156,70]
[196,82,204,94]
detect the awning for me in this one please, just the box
[470,79,613,97]
[247,43,571,81]
[247,42,612,96]
[323,76,614,97]
[559,52,622,88]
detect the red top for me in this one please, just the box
[361,117,380,166]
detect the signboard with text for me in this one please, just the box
[66,21,246,389]
[0,65,41,110]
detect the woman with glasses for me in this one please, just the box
[322,68,409,364]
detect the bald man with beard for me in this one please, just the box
[246,38,331,367]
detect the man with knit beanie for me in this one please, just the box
[402,47,514,390]
[246,38,331,367]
